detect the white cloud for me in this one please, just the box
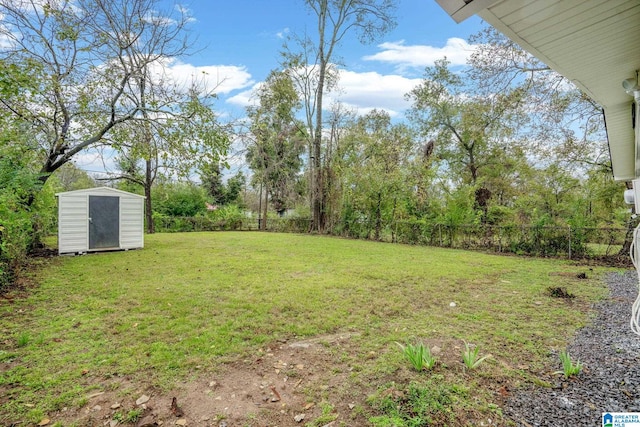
[174,4,197,23]
[0,13,13,49]
[328,69,421,117]
[145,4,197,26]
[143,12,177,27]
[226,88,255,107]
[224,68,421,118]
[225,82,264,107]
[276,27,290,39]
[149,58,255,95]
[363,38,476,69]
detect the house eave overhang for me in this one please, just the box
[434,0,640,181]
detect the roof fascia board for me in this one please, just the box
[435,0,497,23]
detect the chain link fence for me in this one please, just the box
[390,222,628,259]
[153,216,311,234]
[153,216,630,262]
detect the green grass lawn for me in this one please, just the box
[0,232,615,425]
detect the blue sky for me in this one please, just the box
[163,0,485,119]
[75,0,486,174]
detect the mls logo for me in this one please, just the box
[603,413,613,427]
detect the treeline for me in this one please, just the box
[0,0,632,289]
[242,26,627,244]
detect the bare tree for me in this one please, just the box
[0,0,197,201]
[468,26,608,168]
[100,80,229,233]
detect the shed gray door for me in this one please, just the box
[89,196,119,249]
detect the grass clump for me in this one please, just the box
[305,402,338,426]
[126,408,143,423]
[368,378,466,426]
[462,341,489,370]
[396,341,437,371]
[556,350,582,378]
[112,412,125,423]
[16,332,30,348]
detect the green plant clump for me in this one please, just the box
[397,341,437,371]
[556,350,582,378]
[462,341,489,370]
[126,408,143,423]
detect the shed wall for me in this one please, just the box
[58,194,88,254]
[120,197,144,249]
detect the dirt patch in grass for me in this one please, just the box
[39,333,370,426]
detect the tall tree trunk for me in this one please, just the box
[312,55,326,233]
[391,196,397,243]
[258,182,263,230]
[145,158,154,234]
[262,184,268,231]
[308,142,314,232]
[374,192,382,241]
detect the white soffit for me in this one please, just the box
[436,0,640,181]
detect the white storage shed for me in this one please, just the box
[56,187,145,255]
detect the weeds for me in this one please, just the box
[126,408,143,423]
[306,402,338,426]
[16,332,30,347]
[556,350,582,378]
[368,379,465,426]
[546,286,575,299]
[462,341,489,370]
[397,341,437,371]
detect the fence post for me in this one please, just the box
[568,225,572,260]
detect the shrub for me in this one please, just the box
[0,150,56,290]
[152,183,208,217]
[206,204,245,230]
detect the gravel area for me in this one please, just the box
[505,271,640,426]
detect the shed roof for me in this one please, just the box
[435,0,640,181]
[55,187,146,198]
